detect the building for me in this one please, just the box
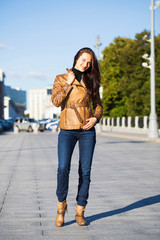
[29,86,60,120]
[0,69,5,119]
[4,96,26,120]
[0,69,26,120]
[4,86,26,107]
[4,85,26,119]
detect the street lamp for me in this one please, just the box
[142,0,159,138]
[155,0,160,8]
[94,35,102,61]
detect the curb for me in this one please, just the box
[97,131,160,143]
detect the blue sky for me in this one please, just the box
[1,0,160,108]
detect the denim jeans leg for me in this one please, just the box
[76,128,96,206]
[56,130,77,202]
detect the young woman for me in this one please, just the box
[51,47,103,227]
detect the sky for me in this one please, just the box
[1,0,160,109]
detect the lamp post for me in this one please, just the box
[94,35,102,61]
[142,0,159,138]
[94,36,103,133]
[149,0,160,138]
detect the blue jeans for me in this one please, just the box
[56,127,96,206]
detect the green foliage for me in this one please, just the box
[155,35,160,117]
[100,30,160,117]
[24,113,29,118]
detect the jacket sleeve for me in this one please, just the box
[92,91,103,123]
[51,75,73,107]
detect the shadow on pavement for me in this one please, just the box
[0,146,56,153]
[64,195,160,226]
[86,194,160,224]
[97,140,146,145]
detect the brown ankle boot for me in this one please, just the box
[55,200,67,227]
[75,205,87,226]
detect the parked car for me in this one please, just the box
[38,118,52,130]
[46,119,60,131]
[5,119,14,129]
[0,123,3,132]
[0,119,13,131]
[45,118,60,130]
[14,118,38,132]
[38,122,45,132]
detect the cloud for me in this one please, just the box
[0,43,14,50]
[7,72,21,78]
[0,43,6,49]
[26,72,48,81]
[4,71,49,81]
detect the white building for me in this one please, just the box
[29,86,60,120]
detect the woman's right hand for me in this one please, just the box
[67,71,75,85]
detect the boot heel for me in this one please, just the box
[55,200,67,227]
[75,205,87,226]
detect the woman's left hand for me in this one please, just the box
[83,117,97,130]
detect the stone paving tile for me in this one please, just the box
[0,132,160,240]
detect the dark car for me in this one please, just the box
[0,119,13,131]
[0,123,3,132]
[38,122,45,132]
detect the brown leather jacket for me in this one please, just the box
[51,71,103,130]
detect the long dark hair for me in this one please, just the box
[72,47,101,98]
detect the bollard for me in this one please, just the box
[33,125,38,134]
[143,116,148,129]
[117,117,120,127]
[107,117,110,127]
[128,116,132,128]
[135,116,139,128]
[122,117,125,128]
[14,126,19,134]
[96,123,102,133]
[51,125,59,133]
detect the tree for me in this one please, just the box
[155,34,160,116]
[100,30,160,118]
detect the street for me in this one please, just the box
[0,131,160,240]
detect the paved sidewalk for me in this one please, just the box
[98,130,160,143]
[0,131,160,240]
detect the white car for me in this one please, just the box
[14,118,38,132]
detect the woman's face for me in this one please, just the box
[75,53,92,72]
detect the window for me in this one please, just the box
[47,89,52,95]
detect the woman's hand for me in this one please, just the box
[83,117,97,130]
[67,71,75,85]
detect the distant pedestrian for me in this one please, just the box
[51,47,103,227]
